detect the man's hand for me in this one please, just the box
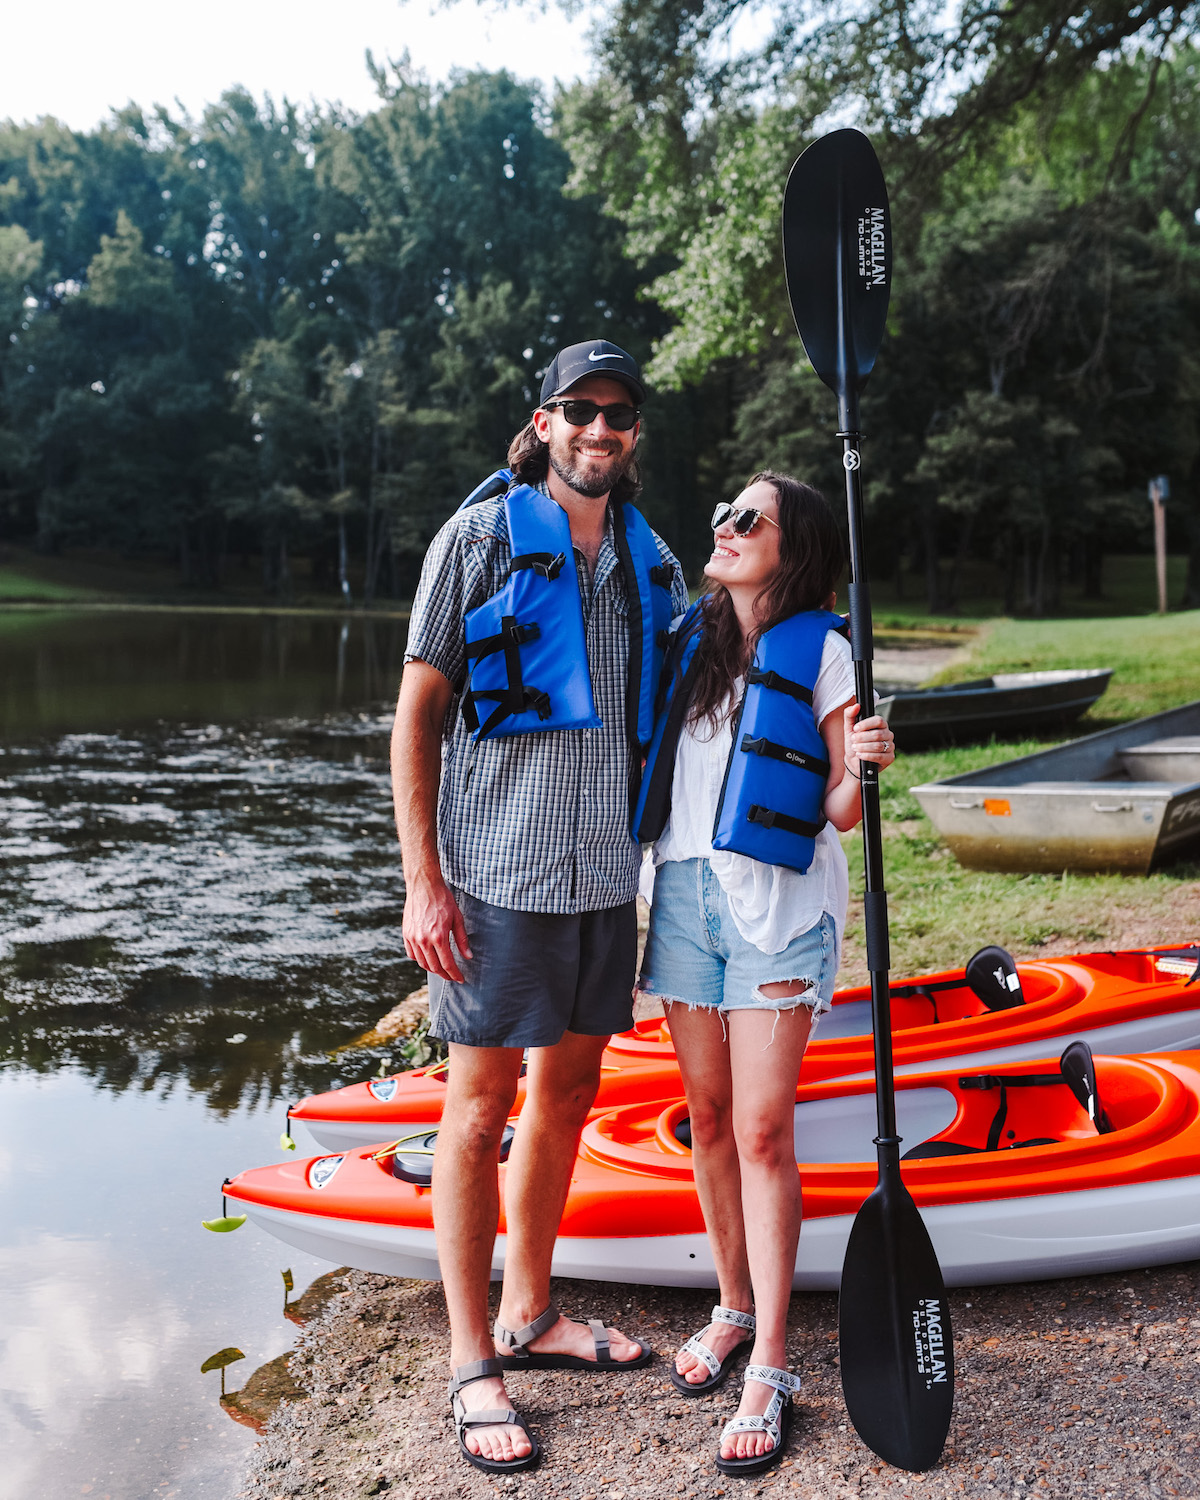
[402,873,472,983]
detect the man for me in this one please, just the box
[392,339,688,1473]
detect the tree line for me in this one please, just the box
[2,4,1199,612]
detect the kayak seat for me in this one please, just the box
[891,943,1024,1025]
[901,1041,1109,1160]
[902,1136,1057,1161]
[391,1123,515,1184]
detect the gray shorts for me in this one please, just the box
[427,888,637,1049]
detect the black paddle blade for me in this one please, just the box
[782,129,892,397]
[965,944,1024,1010]
[839,1165,954,1471]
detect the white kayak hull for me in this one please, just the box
[242,1172,1200,1290]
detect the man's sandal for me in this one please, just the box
[715,1364,802,1478]
[449,1358,541,1474]
[669,1305,756,1395]
[493,1303,653,1371]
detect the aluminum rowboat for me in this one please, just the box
[878,668,1112,747]
[911,699,1200,873]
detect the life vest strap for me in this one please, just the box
[746,804,825,839]
[509,550,567,581]
[747,667,814,706]
[462,614,553,737]
[740,735,830,778]
[465,620,542,660]
[464,685,553,736]
[649,563,675,588]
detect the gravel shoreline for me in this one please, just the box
[241,1260,1199,1499]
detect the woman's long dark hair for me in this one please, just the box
[507,419,642,505]
[689,471,845,728]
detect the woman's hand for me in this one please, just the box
[842,702,896,778]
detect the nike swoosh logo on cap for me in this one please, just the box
[587,350,614,361]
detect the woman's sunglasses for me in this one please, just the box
[710,502,781,536]
[541,398,641,432]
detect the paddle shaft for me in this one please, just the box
[784,129,953,1471]
[834,174,898,1156]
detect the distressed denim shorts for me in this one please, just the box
[637,857,837,1020]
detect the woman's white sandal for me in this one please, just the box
[669,1305,756,1396]
[715,1364,802,1477]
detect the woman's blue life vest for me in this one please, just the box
[456,469,675,751]
[632,601,847,873]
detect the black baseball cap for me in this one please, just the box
[539,340,646,407]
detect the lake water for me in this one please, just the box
[0,609,426,1499]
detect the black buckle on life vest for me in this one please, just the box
[649,563,675,589]
[740,735,830,778]
[465,621,541,660]
[746,804,825,839]
[747,667,813,705]
[510,550,567,581]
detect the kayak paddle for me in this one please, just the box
[782,127,955,1471]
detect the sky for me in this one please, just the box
[2,0,593,130]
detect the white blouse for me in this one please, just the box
[641,631,857,956]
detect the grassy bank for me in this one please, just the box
[838,611,1200,983]
[870,551,1193,623]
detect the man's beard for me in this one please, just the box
[546,432,633,499]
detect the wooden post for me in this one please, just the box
[1149,476,1169,614]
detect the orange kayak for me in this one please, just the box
[228,1047,1200,1289]
[289,946,1200,1151]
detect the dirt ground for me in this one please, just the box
[240,1257,1199,1500]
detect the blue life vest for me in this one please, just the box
[458,470,675,749]
[633,601,845,872]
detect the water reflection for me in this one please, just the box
[0,608,421,1498]
[0,714,426,1106]
[0,608,408,737]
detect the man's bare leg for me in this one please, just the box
[495,1030,643,1361]
[432,1041,528,1463]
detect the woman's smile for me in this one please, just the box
[705,479,782,596]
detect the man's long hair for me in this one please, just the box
[507,419,643,505]
[689,471,846,729]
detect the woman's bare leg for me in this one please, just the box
[664,1002,754,1383]
[721,995,813,1460]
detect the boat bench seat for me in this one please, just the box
[902,1040,1111,1161]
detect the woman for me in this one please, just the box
[633,471,895,1477]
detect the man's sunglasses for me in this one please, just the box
[541,398,641,432]
[710,502,781,536]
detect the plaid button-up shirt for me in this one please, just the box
[404,491,688,914]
